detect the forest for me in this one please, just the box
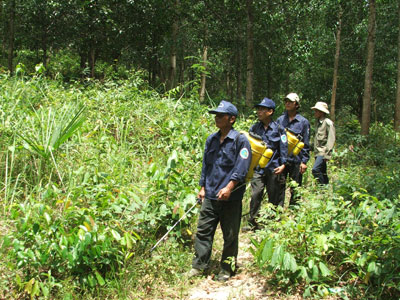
[0,0,400,299]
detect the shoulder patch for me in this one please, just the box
[281,134,287,143]
[240,148,249,159]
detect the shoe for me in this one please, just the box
[216,269,231,282]
[186,268,202,278]
[241,226,255,232]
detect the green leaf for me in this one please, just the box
[32,280,40,297]
[319,262,331,277]
[123,232,132,249]
[271,245,283,267]
[261,239,274,265]
[44,212,51,225]
[87,274,96,287]
[298,266,309,280]
[95,271,105,286]
[367,261,376,273]
[312,265,319,281]
[111,229,121,241]
[289,255,298,273]
[303,286,312,297]
[283,252,292,271]
[24,278,35,294]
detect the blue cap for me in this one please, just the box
[255,98,276,110]
[209,100,238,116]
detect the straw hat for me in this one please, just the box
[311,102,330,114]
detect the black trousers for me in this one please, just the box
[249,170,285,225]
[192,198,242,273]
[282,162,303,205]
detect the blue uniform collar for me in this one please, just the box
[215,128,237,141]
[284,111,302,122]
[256,120,277,131]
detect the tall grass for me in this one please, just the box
[0,73,213,298]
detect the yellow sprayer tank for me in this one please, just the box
[286,129,304,156]
[241,131,274,182]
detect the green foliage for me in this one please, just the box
[251,187,400,299]
[2,186,140,297]
[47,50,82,81]
[0,74,211,298]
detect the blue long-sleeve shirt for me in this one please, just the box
[199,129,251,201]
[276,111,310,165]
[249,121,288,172]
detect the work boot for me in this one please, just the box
[216,269,231,282]
[241,219,259,232]
[186,268,202,279]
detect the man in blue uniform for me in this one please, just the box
[188,100,251,282]
[247,98,288,230]
[276,93,310,206]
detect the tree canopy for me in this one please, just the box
[1,0,400,129]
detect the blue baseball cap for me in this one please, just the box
[209,100,238,116]
[255,98,276,110]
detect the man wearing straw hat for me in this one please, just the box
[311,101,336,185]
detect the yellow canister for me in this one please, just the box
[259,148,274,168]
[241,131,274,181]
[241,131,266,181]
[286,129,304,156]
[292,141,304,156]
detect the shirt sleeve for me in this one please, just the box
[229,135,252,182]
[199,136,211,187]
[324,121,336,160]
[279,126,288,165]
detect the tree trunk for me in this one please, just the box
[236,43,243,101]
[8,0,16,75]
[395,1,400,132]
[168,0,179,90]
[89,48,96,78]
[42,32,48,69]
[199,46,208,103]
[361,0,376,136]
[330,5,343,123]
[245,0,254,107]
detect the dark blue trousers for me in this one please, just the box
[312,155,329,184]
[192,198,242,273]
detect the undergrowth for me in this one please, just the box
[1,72,399,299]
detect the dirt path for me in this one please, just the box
[184,230,302,300]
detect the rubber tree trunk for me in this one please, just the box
[89,48,96,78]
[330,5,343,123]
[8,0,16,75]
[236,41,243,101]
[168,0,179,91]
[199,46,208,103]
[245,0,254,107]
[361,0,376,136]
[395,0,400,132]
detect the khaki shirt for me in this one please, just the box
[313,117,335,160]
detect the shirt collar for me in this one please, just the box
[215,128,237,141]
[284,111,300,122]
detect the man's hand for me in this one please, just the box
[217,181,237,201]
[197,187,205,204]
[300,162,307,174]
[217,187,232,201]
[274,164,286,175]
